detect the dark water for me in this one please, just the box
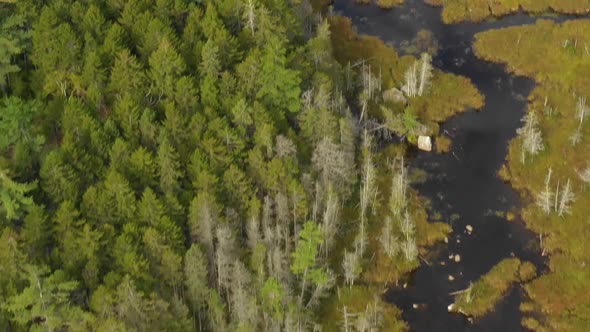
[332,1,578,331]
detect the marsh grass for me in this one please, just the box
[451,258,522,318]
[474,19,590,330]
[351,0,405,9]
[426,0,590,24]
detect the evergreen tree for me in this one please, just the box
[184,244,210,330]
[4,266,83,331]
[0,167,36,221]
[0,12,29,90]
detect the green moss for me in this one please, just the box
[426,0,590,24]
[451,258,521,318]
[474,19,590,331]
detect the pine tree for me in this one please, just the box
[5,266,82,331]
[0,97,44,156]
[128,147,159,191]
[143,227,183,290]
[184,244,210,330]
[157,137,183,195]
[149,39,186,100]
[260,277,285,329]
[307,20,332,69]
[0,167,36,221]
[0,228,26,304]
[189,192,219,258]
[108,49,148,100]
[257,36,301,114]
[39,150,81,203]
[112,94,141,145]
[21,204,50,260]
[291,221,328,306]
[0,12,28,89]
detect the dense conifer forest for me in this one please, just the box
[1,0,466,330]
[0,0,359,330]
[4,0,588,331]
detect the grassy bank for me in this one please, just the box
[426,0,590,24]
[474,19,590,331]
[450,258,534,318]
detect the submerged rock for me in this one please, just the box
[454,255,461,263]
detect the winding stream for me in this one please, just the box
[334,1,576,330]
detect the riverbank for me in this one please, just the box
[317,15,485,330]
[426,0,590,24]
[474,19,590,331]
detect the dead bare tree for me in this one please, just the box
[517,111,544,163]
[389,157,408,216]
[401,62,418,98]
[358,130,378,255]
[402,53,433,98]
[418,53,433,96]
[244,0,257,35]
[379,216,399,258]
[342,250,361,287]
[399,211,417,262]
[536,168,554,215]
[557,179,575,217]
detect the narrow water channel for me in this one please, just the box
[333,1,575,331]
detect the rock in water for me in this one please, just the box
[454,254,461,263]
[418,136,432,152]
[466,225,473,233]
